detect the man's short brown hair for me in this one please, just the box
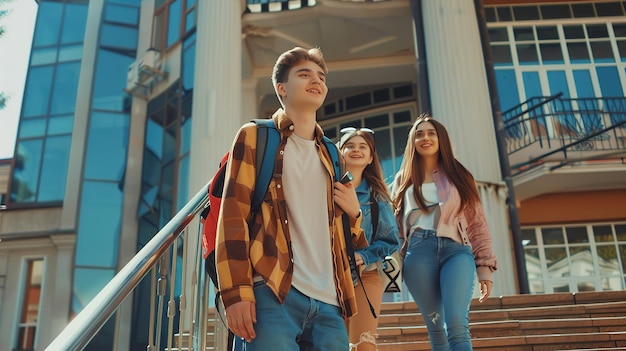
[271,47,328,89]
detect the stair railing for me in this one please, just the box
[44,182,219,351]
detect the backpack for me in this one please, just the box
[200,119,341,288]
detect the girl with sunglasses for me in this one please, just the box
[339,127,400,351]
[391,115,498,351]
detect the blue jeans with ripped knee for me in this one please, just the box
[403,229,476,351]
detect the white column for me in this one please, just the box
[421,0,517,296]
[188,1,244,349]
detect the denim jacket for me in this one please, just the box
[355,180,400,269]
[393,169,497,282]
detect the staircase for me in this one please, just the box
[377,290,626,351]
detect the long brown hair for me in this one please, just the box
[339,130,392,204]
[392,114,480,214]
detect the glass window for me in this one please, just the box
[563,25,585,39]
[536,26,559,40]
[76,181,123,267]
[587,24,609,39]
[566,226,589,243]
[522,71,542,100]
[11,140,43,203]
[38,136,71,202]
[146,119,164,160]
[617,40,626,61]
[572,3,595,18]
[522,228,537,246]
[72,267,115,314]
[58,45,83,62]
[167,0,182,47]
[180,117,191,156]
[546,247,569,277]
[33,2,64,47]
[15,259,43,351]
[517,44,539,64]
[594,225,614,242]
[496,7,512,21]
[596,66,624,97]
[31,47,57,66]
[616,224,626,241]
[573,70,595,98]
[48,115,74,135]
[547,70,570,98]
[18,118,47,138]
[61,3,88,44]
[591,42,615,63]
[492,44,513,66]
[570,246,594,276]
[540,4,571,19]
[488,28,508,42]
[595,2,623,16]
[568,42,590,64]
[542,227,565,245]
[104,3,140,26]
[100,24,138,50]
[513,6,539,21]
[93,49,134,111]
[614,24,626,38]
[182,34,196,92]
[514,27,534,41]
[22,66,54,118]
[50,62,81,115]
[495,69,520,111]
[540,43,564,64]
[84,112,130,181]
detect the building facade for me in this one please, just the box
[0,0,624,350]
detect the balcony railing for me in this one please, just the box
[503,94,626,173]
[43,182,223,351]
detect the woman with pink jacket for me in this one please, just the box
[391,114,498,351]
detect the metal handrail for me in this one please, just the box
[44,181,210,351]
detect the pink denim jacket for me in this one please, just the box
[394,168,498,282]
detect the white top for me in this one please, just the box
[415,182,439,230]
[282,133,338,306]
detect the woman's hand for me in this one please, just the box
[479,280,492,302]
[333,181,361,218]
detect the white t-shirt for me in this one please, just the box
[282,133,338,306]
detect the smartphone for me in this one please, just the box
[340,171,354,184]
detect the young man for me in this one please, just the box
[215,47,367,350]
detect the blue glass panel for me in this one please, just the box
[597,66,625,125]
[33,2,63,47]
[146,119,164,160]
[50,62,81,115]
[567,42,591,64]
[180,117,191,156]
[573,70,595,98]
[93,49,134,110]
[23,66,54,118]
[186,0,195,10]
[38,136,71,202]
[596,66,624,97]
[48,115,74,135]
[84,112,130,181]
[58,45,83,62]
[11,140,43,203]
[495,69,520,112]
[182,34,196,92]
[61,3,88,44]
[176,155,189,211]
[548,70,577,133]
[18,118,47,138]
[572,70,600,132]
[161,162,175,195]
[167,0,182,47]
[31,48,57,66]
[522,71,542,99]
[185,9,195,33]
[591,42,615,63]
[163,124,176,163]
[76,181,123,267]
[104,4,140,25]
[100,24,138,50]
[72,268,114,314]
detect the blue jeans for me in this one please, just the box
[403,229,476,351]
[242,281,348,351]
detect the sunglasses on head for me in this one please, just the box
[340,127,375,135]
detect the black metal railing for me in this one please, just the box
[503,94,626,171]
